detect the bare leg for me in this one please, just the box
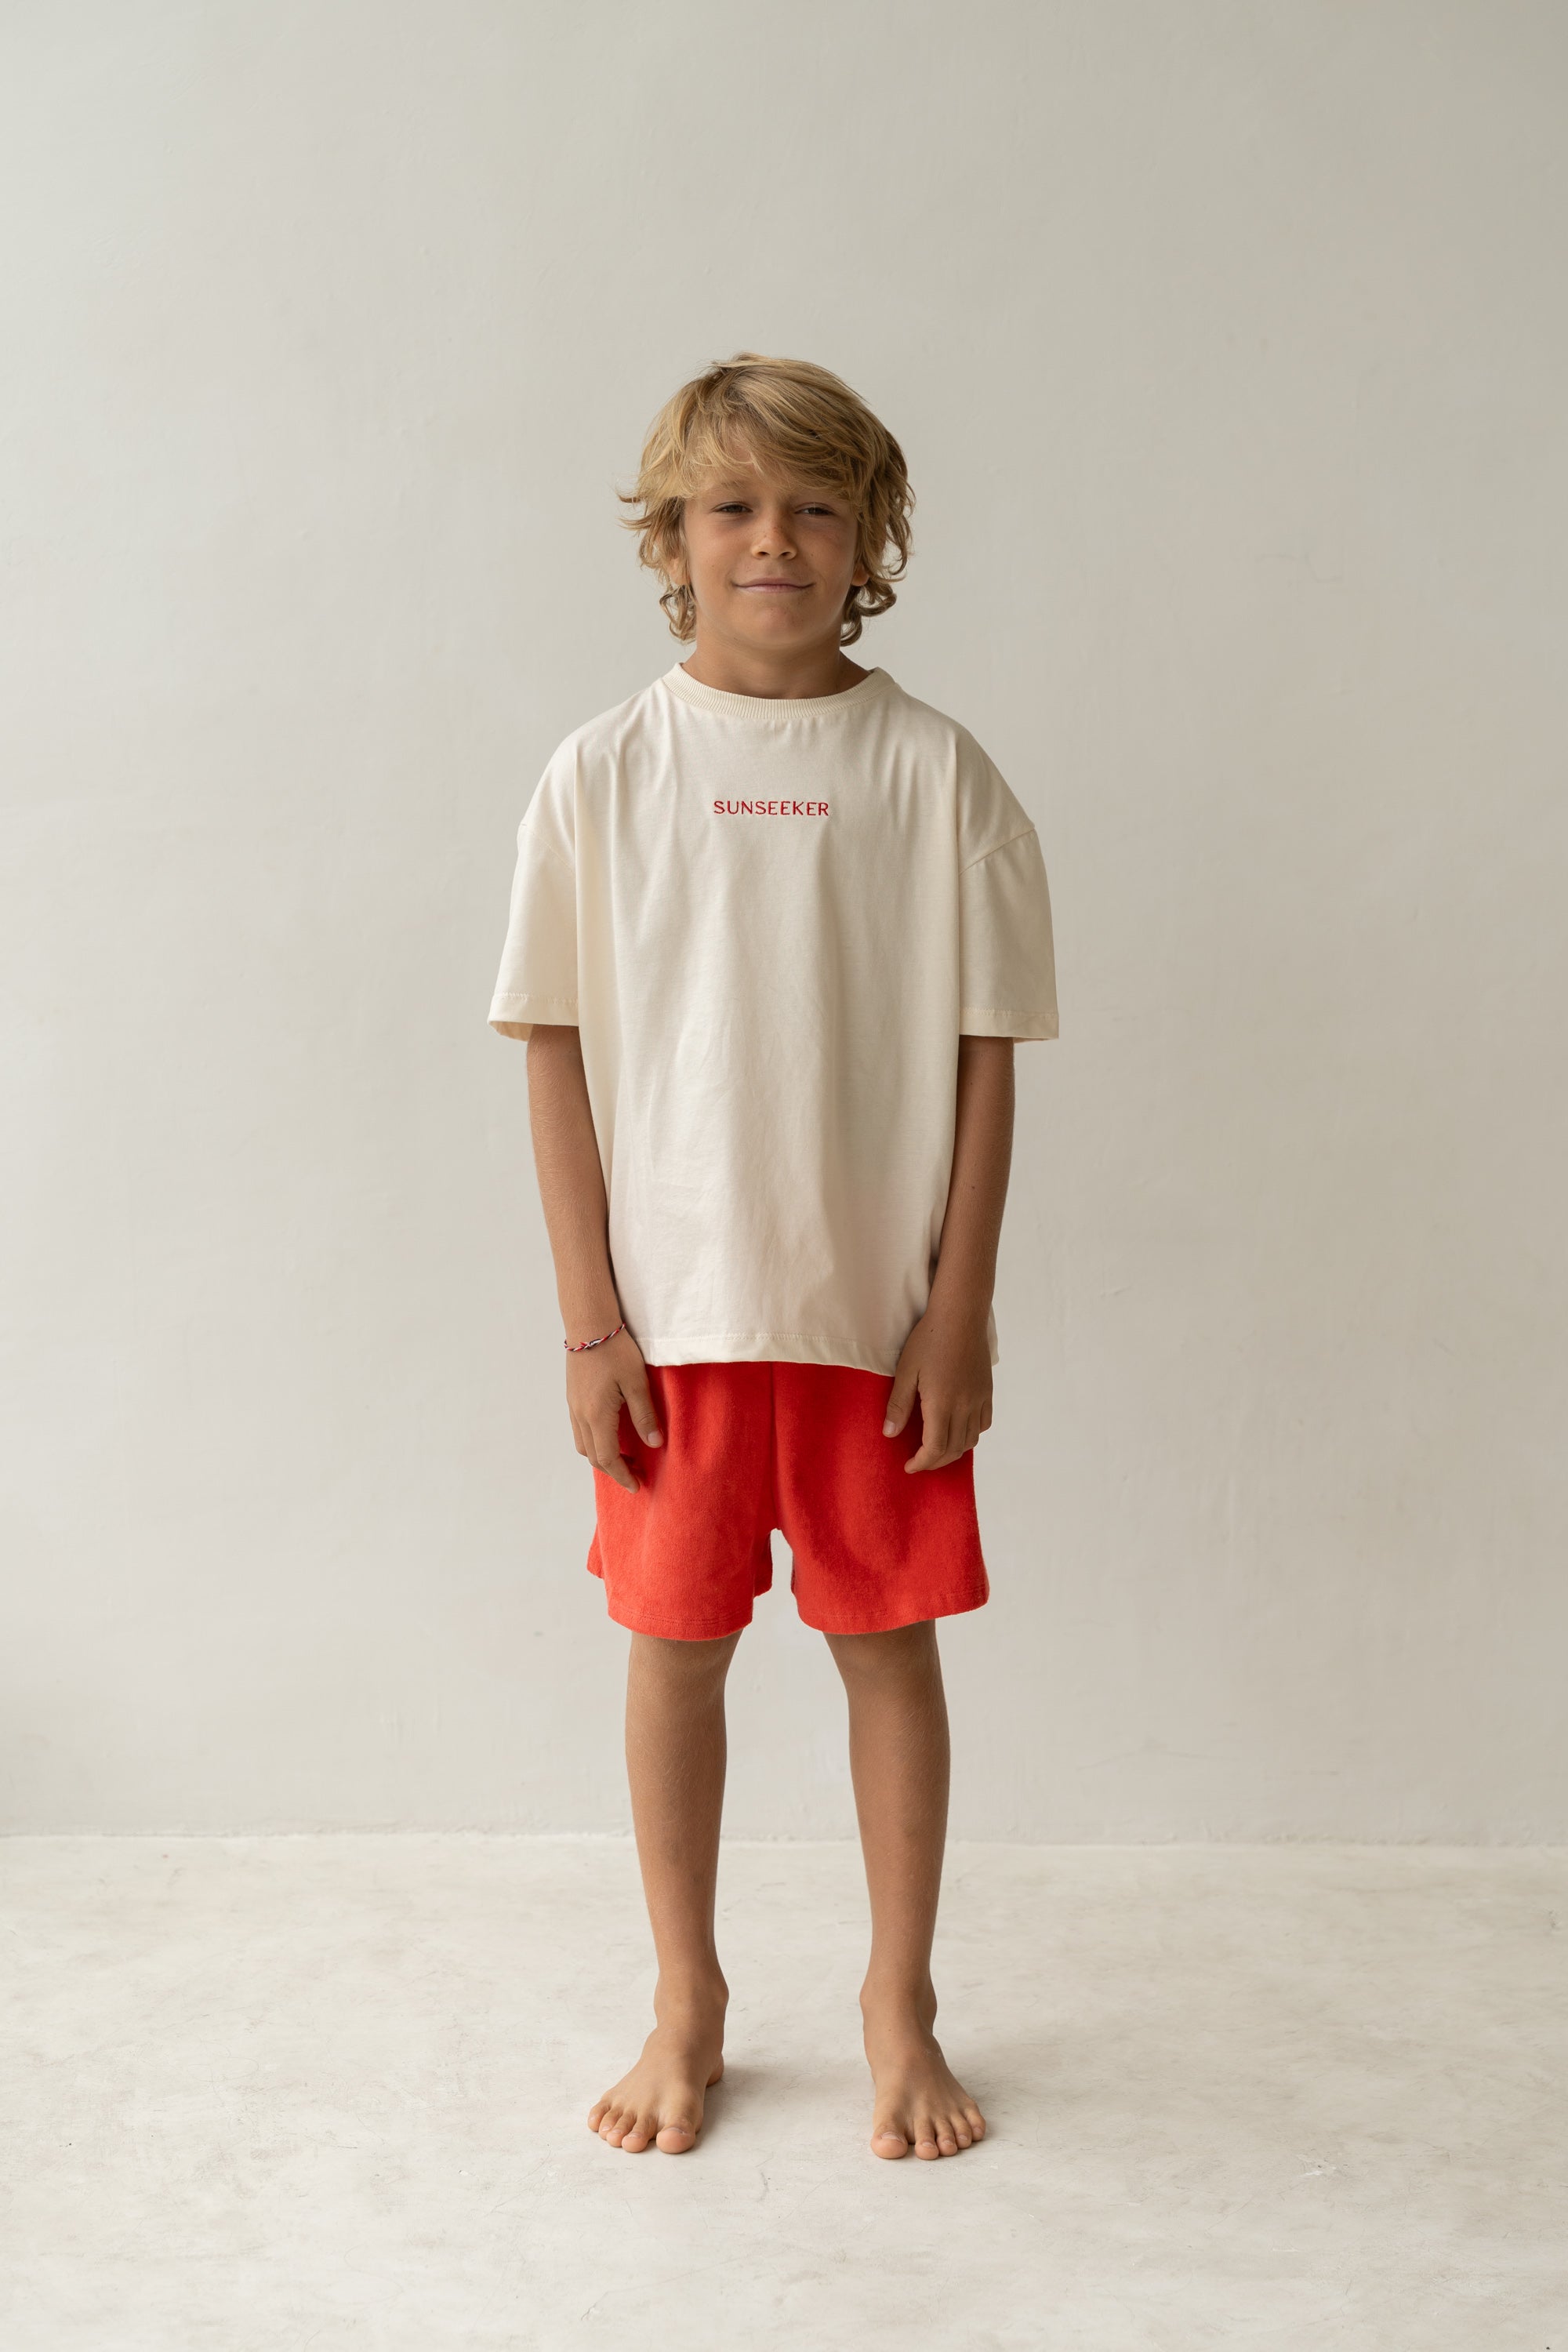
[825,1621,987,2160]
[588,1628,739,2153]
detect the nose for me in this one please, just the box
[750,504,798,557]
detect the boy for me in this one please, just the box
[488,354,1058,2162]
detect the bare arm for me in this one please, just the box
[882,1034,1016,1472]
[525,1023,662,1491]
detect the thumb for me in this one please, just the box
[622,1368,663,1447]
[883,1365,917,1438]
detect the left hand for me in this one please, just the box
[882,1305,993,1472]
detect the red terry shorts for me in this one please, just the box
[586,1359,989,1641]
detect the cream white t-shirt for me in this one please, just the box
[488,661,1058,1374]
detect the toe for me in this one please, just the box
[655,2122,697,2153]
[963,2105,986,2140]
[913,2116,941,2160]
[619,2114,654,2153]
[587,2100,609,2132]
[936,2128,960,2155]
[870,2126,909,2159]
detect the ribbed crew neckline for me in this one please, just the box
[660,662,895,720]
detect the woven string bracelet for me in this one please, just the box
[564,1319,625,1353]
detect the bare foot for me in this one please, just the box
[863,2005,986,2161]
[587,2005,726,2154]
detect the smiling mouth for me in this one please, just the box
[738,580,808,590]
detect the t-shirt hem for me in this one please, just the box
[488,989,579,1039]
[960,1007,1060,1040]
[637,1332,900,1375]
[636,1330,1004,1373]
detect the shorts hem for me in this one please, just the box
[602,1597,760,1641]
[793,1581,989,1637]
[587,1545,773,1640]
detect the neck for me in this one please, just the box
[680,633,869,701]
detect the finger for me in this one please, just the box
[883,1370,918,1437]
[947,1402,989,1461]
[596,1451,639,1494]
[905,1406,953,1472]
[590,1422,639,1491]
[622,1372,663,1448]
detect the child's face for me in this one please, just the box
[675,456,870,658]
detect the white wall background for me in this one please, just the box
[3,1,1564,1839]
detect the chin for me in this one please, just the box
[732,603,813,633]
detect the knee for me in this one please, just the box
[825,1621,938,1686]
[630,1629,741,1690]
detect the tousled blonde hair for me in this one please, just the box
[618,353,914,644]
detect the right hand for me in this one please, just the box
[565,1327,662,1493]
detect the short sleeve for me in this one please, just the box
[953,728,1058,1041]
[960,827,1058,1040]
[487,747,579,1039]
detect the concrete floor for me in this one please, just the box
[2,1838,1564,2351]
